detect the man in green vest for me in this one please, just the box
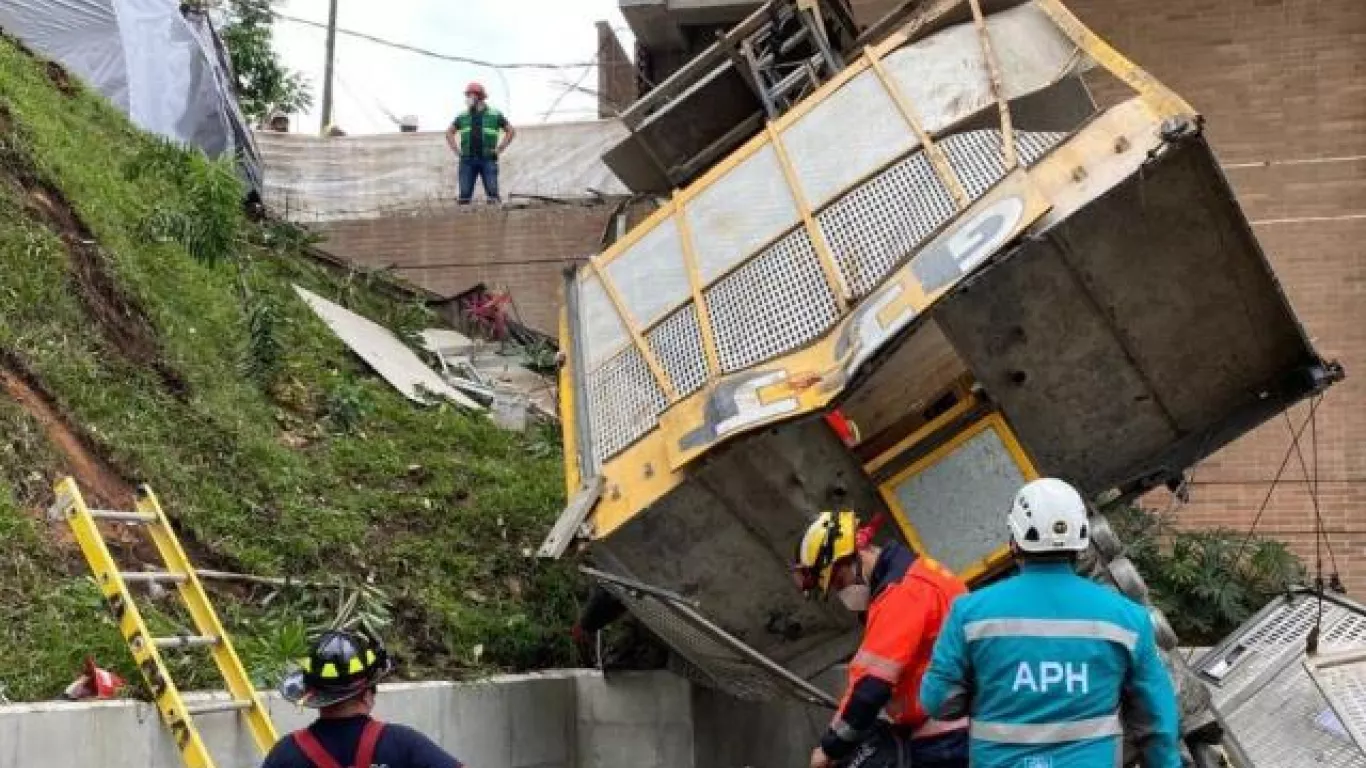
[446,81,516,204]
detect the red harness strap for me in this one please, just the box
[292,720,386,768]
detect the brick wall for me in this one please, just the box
[1066,0,1366,591]
[317,205,617,334]
[597,22,638,118]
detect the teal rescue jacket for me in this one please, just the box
[920,561,1180,768]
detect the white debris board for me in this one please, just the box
[294,285,483,410]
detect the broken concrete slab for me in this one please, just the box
[421,328,559,421]
[294,286,482,410]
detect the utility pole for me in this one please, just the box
[320,0,339,134]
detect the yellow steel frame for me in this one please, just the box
[968,0,1017,170]
[866,49,970,209]
[569,0,1201,538]
[767,123,851,308]
[875,412,1040,585]
[54,477,278,768]
[862,391,978,476]
[674,199,723,378]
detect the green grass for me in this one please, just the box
[0,37,577,700]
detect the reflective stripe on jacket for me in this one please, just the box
[920,561,1181,768]
[453,107,503,157]
[821,544,968,760]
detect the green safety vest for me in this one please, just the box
[454,107,503,158]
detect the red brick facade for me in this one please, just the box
[1068,0,1366,591]
[317,205,616,334]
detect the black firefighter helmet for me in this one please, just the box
[280,629,393,708]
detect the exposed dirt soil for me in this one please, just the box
[0,104,187,397]
[0,357,135,552]
[43,61,74,97]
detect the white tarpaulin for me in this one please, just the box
[0,0,261,189]
[295,286,482,410]
[257,119,631,222]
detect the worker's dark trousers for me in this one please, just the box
[458,156,500,203]
[843,725,969,768]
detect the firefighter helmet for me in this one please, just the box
[280,630,392,708]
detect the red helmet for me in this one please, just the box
[464,81,487,99]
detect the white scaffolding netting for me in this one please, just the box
[257,119,632,223]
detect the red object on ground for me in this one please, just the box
[63,656,125,700]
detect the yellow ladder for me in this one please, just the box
[51,476,278,768]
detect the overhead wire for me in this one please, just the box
[273,12,598,70]
[542,61,597,123]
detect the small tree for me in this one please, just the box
[217,0,313,124]
[1106,504,1304,645]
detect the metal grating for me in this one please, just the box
[591,570,837,707]
[939,129,1068,198]
[1309,650,1366,756]
[647,303,709,399]
[1194,592,1366,768]
[818,150,957,298]
[587,345,668,463]
[704,227,841,372]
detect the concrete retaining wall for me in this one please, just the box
[0,670,692,768]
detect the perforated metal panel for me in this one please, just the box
[687,144,799,284]
[592,571,836,706]
[704,227,840,372]
[939,129,1068,198]
[647,303,709,399]
[782,66,915,209]
[1309,650,1366,755]
[604,219,691,328]
[587,346,668,463]
[818,150,957,298]
[884,426,1024,573]
[1195,593,1366,768]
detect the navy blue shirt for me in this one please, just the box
[260,715,463,768]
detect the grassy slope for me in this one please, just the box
[0,38,576,700]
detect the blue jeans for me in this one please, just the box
[458,155,500,203]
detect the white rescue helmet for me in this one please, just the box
[1008,478,1090,553]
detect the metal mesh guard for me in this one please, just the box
[647,303,709,399]
[587,346,668,463]
[590,569,837,707]
[1195,593,1366,768]
[1309,650,1366,757]
[705,227,840,373]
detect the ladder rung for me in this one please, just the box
[119,571,188,584]
[185,699,253,716]
[154,634,218,650]
[89,508,157,523]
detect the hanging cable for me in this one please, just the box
[274,12,598,70]
[1215,397,1322,613]
[542,62,596,123]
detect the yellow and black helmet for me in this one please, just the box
[280,630,392,708]
[793,509,859,595]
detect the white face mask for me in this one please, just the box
[836,584,870,612]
